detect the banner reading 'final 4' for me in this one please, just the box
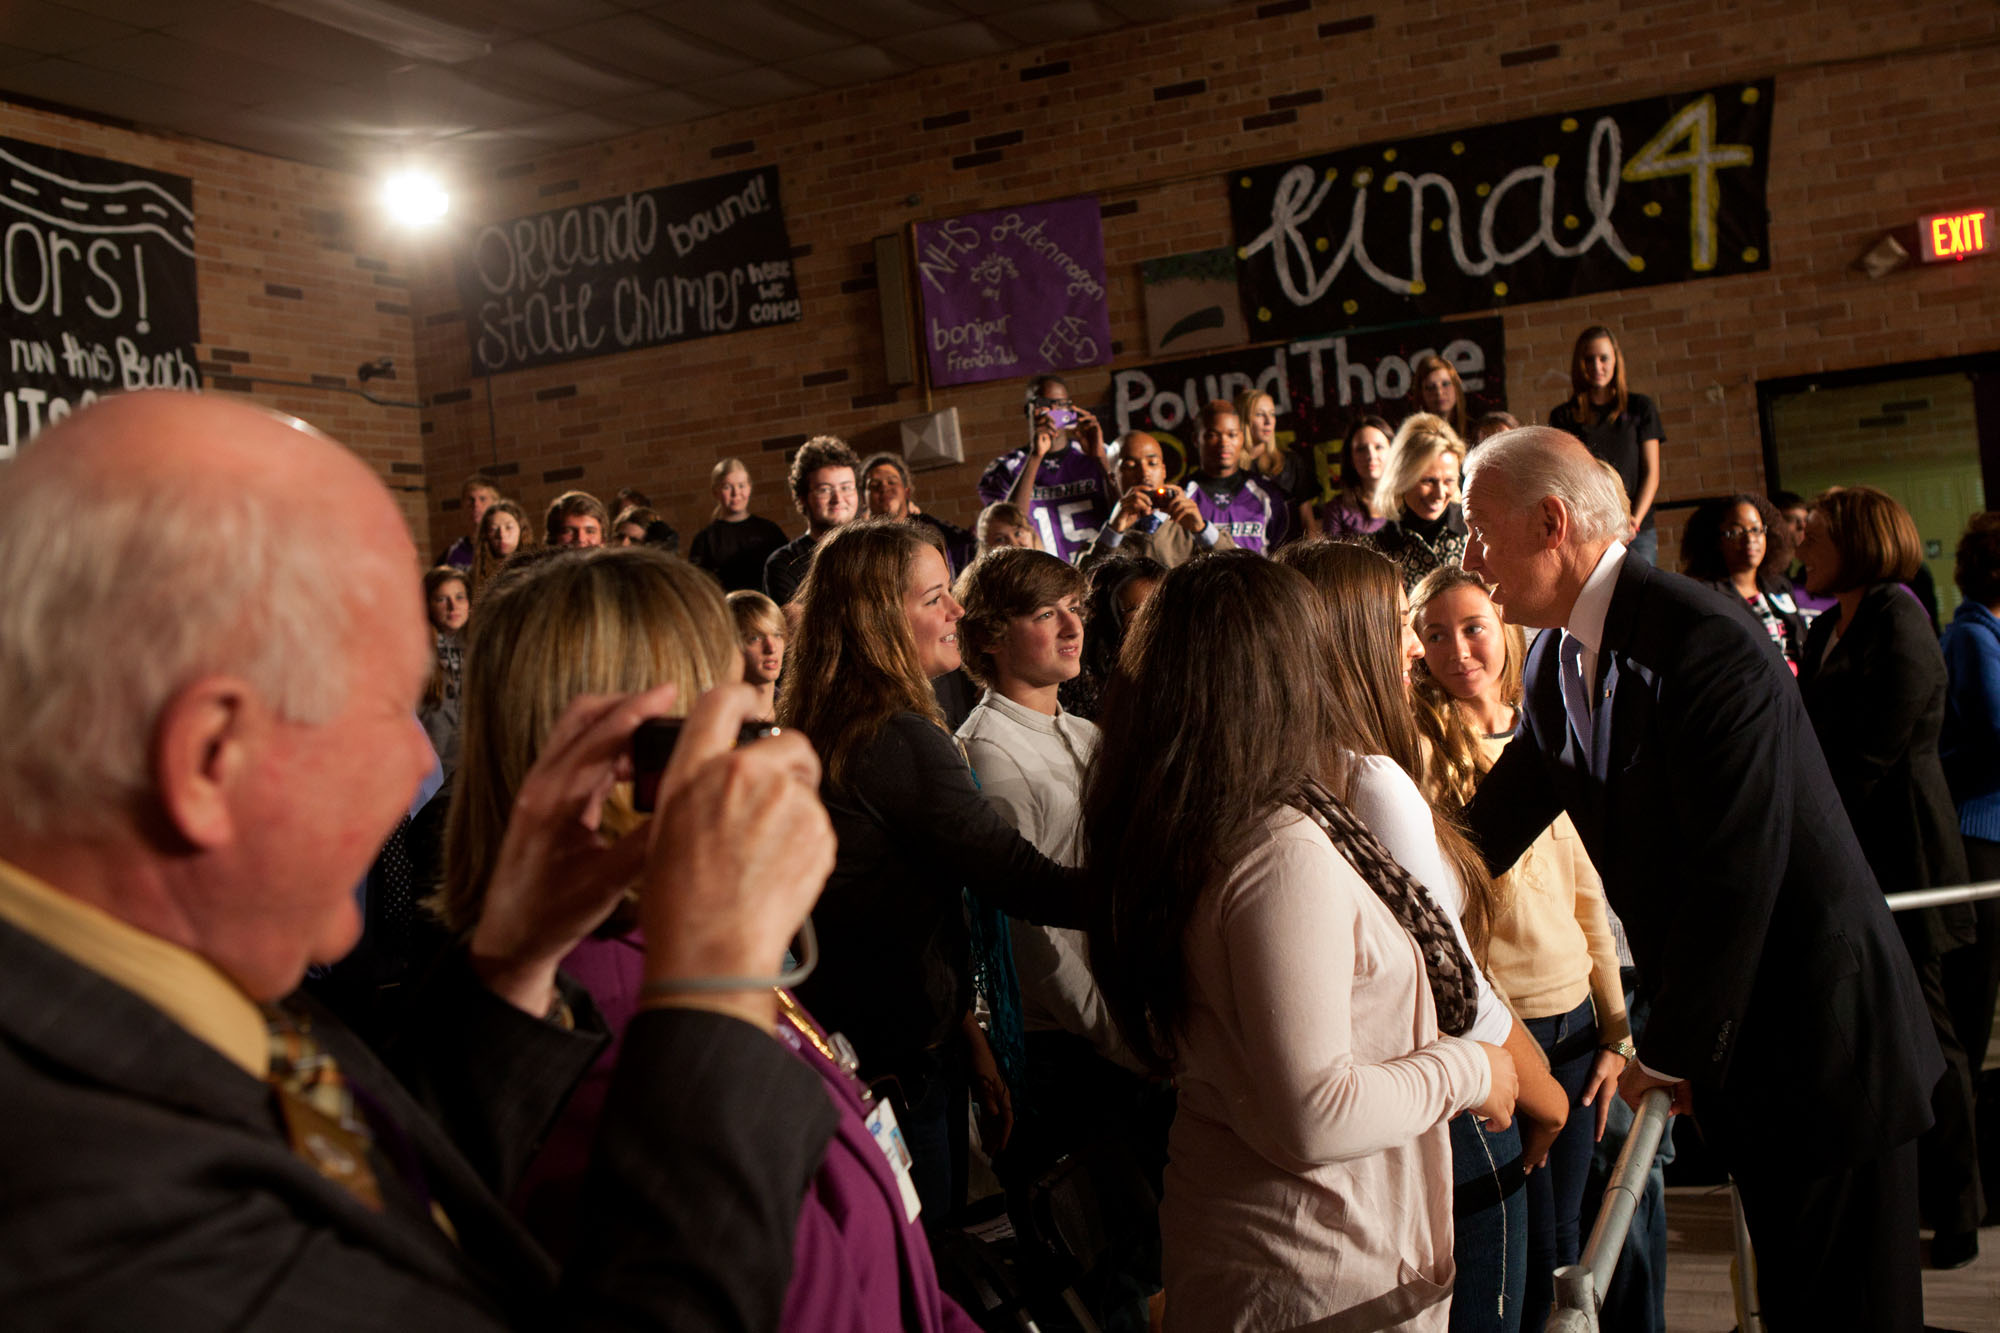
[1229,80,1775,338]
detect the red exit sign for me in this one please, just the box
[1919,208,1994,263]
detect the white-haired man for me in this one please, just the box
[0,391,839,1329]
[1459,425,1941,1333]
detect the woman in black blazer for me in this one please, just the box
[1796,485,1985,1268]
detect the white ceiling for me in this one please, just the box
[0,0,1235,169]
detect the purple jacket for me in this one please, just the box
[976,443,1113,563]
[522,931,978,1333]
[1184,471,1289,555]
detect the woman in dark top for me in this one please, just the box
[1796,485,1984,1266]
[1367,412,1469,592]
[1679,493,1808,671]
[780,519,1083,1222]
[1321,414,1393,539]
[688,457,788,592]
[1547,326,1663,566]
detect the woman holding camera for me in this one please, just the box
[1086,551,1515,1332]
[433,545,980,1331]
[781,520,1085,1222]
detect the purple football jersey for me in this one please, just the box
[1184,472,1288,555]
[976,443,1113,563]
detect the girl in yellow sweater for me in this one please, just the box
[1409,566,1634,1333]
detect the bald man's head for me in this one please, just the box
[0,391,418,838]
[1116,432,1167,492]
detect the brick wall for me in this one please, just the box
[0,101,429,540]
[407,0,2000,565]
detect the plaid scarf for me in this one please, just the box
[1293,779,1480,1038]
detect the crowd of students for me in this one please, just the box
[378,319,2000,1333]
[4,316,1995,1333]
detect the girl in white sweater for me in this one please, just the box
[1085,551,1517,1333]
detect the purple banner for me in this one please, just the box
[913,196,1111,388]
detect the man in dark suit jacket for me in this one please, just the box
[0,391,841,1331]
[1459,427,1943,1333]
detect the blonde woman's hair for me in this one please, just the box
[1406,565,1527,812]
[710,457,750,520]
[1232,388,1285,479]
[727,588,785,641]
[975,500,1040,555]
[777,519,947,788]
[433,547,738,933]
[1374,412,1464,518]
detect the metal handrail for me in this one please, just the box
[1543,878,2000,1329]
[1544,1088,1672,1331]
[1884,879,2000,912]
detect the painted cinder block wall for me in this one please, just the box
[0,101,429,535]
[407,0,2000,562]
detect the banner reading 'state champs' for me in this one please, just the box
[1,136,201,456]
[1230,80,1775,337]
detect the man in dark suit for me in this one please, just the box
[1459,427,1943,1332]
[0,391,840,1330]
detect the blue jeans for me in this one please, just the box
[1450,1111,1528,1333]
[1579,971,1674,1333]
[885,1046,964,1227]
[1626,526,1658,566]
[1520,996,1602,1333]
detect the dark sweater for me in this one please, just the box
[794,712,1086,1075]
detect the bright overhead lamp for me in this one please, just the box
[381,169,449,226]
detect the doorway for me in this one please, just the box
[1758,353,2000,623]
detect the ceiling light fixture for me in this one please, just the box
[258,0,493,64]
[382,169,449,225]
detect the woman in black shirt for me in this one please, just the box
[1547,326,1664,565]
[780,519,1082,1221]
[688,457,788,591]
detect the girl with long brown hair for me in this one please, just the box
[469,498,530,601]
[779,519,1081,1221]
[1276,539,1568,1333]
[1086,550,1515,1332]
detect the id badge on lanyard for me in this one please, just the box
[864,1098,923,1223]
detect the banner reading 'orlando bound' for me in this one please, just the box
[1,136,200,457]
[458,165,803,376]
[1230,80,1775,338]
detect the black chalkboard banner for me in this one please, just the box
[457,164,803,376]
[1230,80,1775,338]
[1,135,200,456]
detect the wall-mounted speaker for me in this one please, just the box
[900,407,962,472]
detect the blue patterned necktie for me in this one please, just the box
[1560,631,1594,757]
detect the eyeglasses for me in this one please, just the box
[1721,524,1766,541]
[809,482,858,500]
